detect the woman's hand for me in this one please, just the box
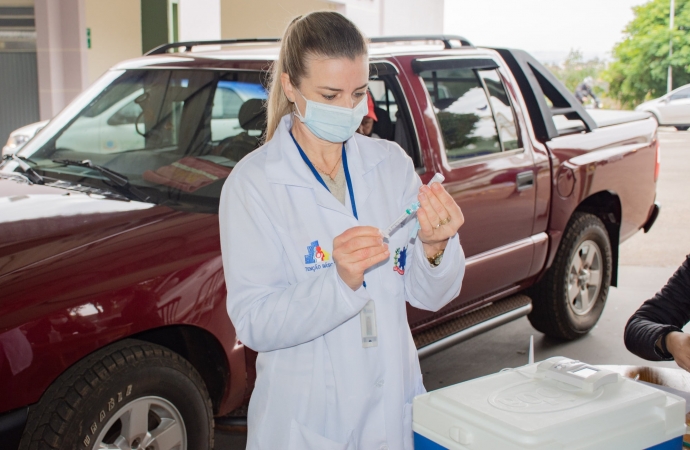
[665,331,690,372]
[417,182,464,258]
[333,226,389,291]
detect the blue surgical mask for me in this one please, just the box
[293,89,369,143]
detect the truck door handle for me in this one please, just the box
[516,171,534,191]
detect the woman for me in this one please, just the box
[625,255,690,369]
[219,12,465,450]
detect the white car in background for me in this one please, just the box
[2,120,49,157]
[636,83,690,130]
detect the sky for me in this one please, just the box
[444,0,649,63]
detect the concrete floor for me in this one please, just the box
[215,129,690,449]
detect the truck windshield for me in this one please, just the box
[22,69,267,212]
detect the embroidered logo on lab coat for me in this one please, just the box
[304,240,333,272]
[393,246,407,275]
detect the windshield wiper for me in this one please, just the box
[2,153,38,165]
[0,154,44,184]
[51,159,152,203]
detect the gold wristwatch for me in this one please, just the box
[427,250,445,267]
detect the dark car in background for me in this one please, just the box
[0,36,659,449]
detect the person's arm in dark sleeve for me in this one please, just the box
[624,255,690,361]
[585,85,599,102]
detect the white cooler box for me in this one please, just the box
[413,357,687,450]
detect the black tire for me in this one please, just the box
[675,125,689,131]
[19,339,214,450]
[527,212,612,340]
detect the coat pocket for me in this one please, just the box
[288,419,354,450]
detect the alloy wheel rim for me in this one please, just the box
[567,240,603,316]
[94,395,186,450]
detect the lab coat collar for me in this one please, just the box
[265,114,388,217]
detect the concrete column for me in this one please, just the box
[34,0,88,120]
[179,0,221,42]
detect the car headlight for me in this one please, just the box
[2,134,30,156]
[8,134,30,147]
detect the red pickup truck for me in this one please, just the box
[0,36,659,449]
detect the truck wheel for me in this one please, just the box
[675,125,689,131]
[528,212,612,340]
[19,339,213,450]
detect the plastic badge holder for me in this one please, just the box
[413,357,686,450]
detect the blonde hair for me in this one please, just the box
[265,11,368,141]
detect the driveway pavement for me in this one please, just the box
[618,128,690,268]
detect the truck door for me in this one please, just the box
[413,57,537,310]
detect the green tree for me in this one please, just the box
[606,0,690,108]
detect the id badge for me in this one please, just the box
[360,300,378,348]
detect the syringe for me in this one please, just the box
[382,172,445,239]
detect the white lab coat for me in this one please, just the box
[219,114,465,450]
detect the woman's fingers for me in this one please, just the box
[416,182,465,245]
[354,244,390,270]
[423,185,450,224]
[339,241,389,267]
[334,226,382,248]
[341,235,384,255]
[418,189,441,227]
[333,226,390,290]
[417,206,434,236]
[427,183,465,231]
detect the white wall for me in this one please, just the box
[85,0,141,84]
[179,0,221,42]
[344,0,380,37]
[380,0,443,35]
[35,0,88,119]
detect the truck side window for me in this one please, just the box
[477,70,522,151]
[421,68,501,161]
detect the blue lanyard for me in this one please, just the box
[290,131,358,220]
